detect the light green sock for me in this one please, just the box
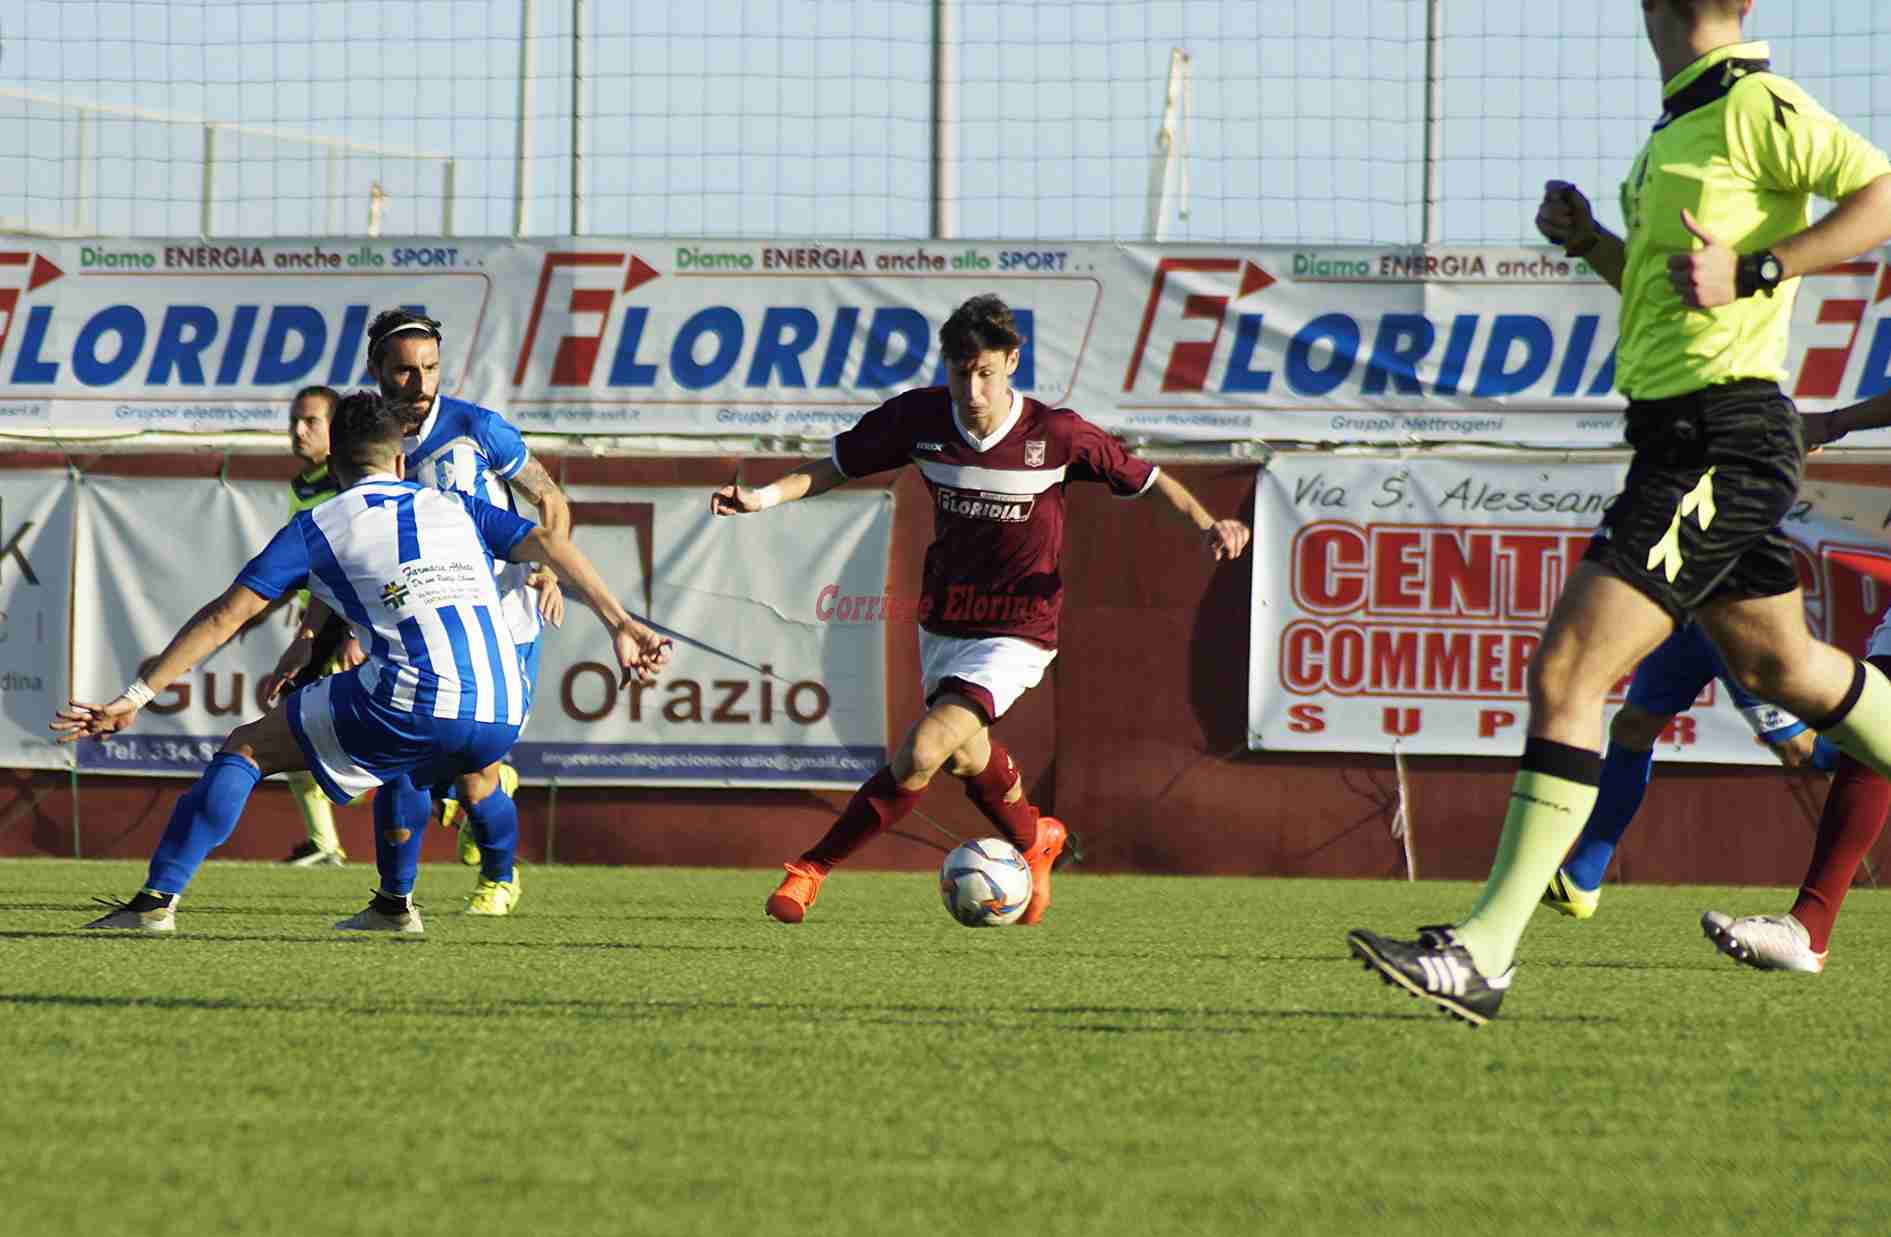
[1452,767,1599,977]
[1822,661,1891,780]
[288,771,343,855]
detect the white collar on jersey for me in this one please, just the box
[347,470,402,489]
[402,396,444,454]
[952,387,1023,454]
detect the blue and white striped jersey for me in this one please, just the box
[237,476,536,725]
[402,394,542,647]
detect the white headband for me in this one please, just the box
[381,321,438,340]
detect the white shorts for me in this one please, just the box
[919,630,1057,722]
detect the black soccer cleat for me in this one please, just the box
[1347,925,1513,1027]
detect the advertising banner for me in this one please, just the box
[67,476,891,787]
[514,486,891,787]
[1248,455,1891,763]
[0,472,75,769]
[70,476,297,773]
[8,237,1891,448]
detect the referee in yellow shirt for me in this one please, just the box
[274,384,357,865]
[1350,0,1891,1025]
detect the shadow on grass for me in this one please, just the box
[0,901,767,925]
[0,990,1618,1029]
[1539,959,1725,972]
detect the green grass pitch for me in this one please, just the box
[5,859,1891,1236]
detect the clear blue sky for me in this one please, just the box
[7,1,1891,244]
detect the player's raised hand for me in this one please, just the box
[51,696,140,744]
[613,624,674,686]
[1205,519,1251,562]
[1669,208,1738,308]
[527,567,566,628]
[710,483,764,516]
[1536,181,1596,250]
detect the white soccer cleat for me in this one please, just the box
[335,896,424,934]
[83,895,176,933]
[1701,910,1825,973]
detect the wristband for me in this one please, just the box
[120,679,156,709]
[1563,230,1600,259]
[753,483,784,510]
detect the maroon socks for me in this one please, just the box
[803,767,923,869]
[1790,752,1891,953]
[962,740,1042,854]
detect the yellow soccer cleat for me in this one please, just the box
[1542,867,1601,921]
[464,873,522,917]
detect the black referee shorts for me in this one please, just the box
[1584,379,1805,624]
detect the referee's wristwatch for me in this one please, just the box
[1736,249,1785,299]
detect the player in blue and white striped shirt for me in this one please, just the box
[60,392,670,934]
[290,310,573,912]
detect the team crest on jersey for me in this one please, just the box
[1023,439,1047,467]
[380,580,411,610]
[433,457,457,490]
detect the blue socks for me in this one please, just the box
[466,787,518,883]
[1561,742,1655,891]
[145,753,264,895]
[373,776,434,897]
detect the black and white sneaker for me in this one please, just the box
[1346,925,1513,1026]
[84,891,177,932]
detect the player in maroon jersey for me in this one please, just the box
[711,294,1250,924]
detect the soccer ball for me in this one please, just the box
[939,838,1033,927]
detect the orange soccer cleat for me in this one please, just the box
[765,860,829,924]
[1018,817,1070,926]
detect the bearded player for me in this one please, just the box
[712,294,1250,925]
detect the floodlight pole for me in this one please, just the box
[572,0,586,235]
[930,0,957,240]
[1421,0,1444,245]
[514,0,536,237]
[201,123,218,237]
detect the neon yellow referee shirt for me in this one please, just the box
[1615,41,1891,402]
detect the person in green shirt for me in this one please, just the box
[1349,0,1891,1025]
[276,384,359,866]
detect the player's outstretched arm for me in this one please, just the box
[1537,181,1626,292]
[1150,472,1251,562]
[509,458,571,537]
[710,457,846,516]
[511,528,671,686]
[506,458,572,627]
[53,584,273,742]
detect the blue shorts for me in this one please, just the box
[1626,623,1808,744]
[286,667,523,805]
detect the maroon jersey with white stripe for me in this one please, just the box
[833,386,1158,648]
